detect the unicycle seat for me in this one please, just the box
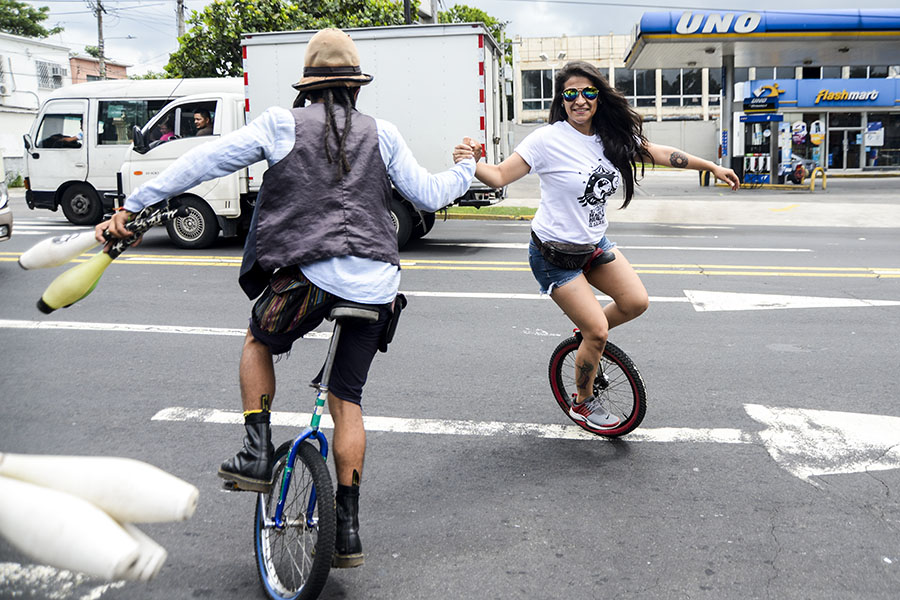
[328,301,380,323]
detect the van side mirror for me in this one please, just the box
[23,134,38,158]
[132,125,148,154]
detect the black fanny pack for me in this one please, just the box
[531,231,596,270]
[378,293,407,353]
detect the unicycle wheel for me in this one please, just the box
[255,440,335,599]
[548,336,647,437]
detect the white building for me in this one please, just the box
[0,32,73,182]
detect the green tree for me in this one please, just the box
[0,0,63,38]
[438,4,510,65]
[84,45,102,59]
[130,70,168,80]
[166,0,417,78]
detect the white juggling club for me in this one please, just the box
[0,475,142,581]
[121,523,168,582]
[0,453,199,523]
[18,230,100,270]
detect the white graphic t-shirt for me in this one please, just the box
[515,120,621,245]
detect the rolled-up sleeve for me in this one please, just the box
[377,119,474,213]
[124,107,295,212]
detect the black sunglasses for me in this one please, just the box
[561,87,600,102]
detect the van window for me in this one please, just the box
[149,100,218,144]
[36,114,83,148]
[98,99,171,145]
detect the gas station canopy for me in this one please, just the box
[625,9,900,69]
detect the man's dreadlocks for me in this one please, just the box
[293,87,357,182]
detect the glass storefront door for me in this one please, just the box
[827,128,863,170]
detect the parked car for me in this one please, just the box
[0,182,11,242]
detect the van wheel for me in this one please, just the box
[165,197,219,249]
[390,198,412,249]
[60,184,103,225]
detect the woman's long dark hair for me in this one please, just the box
[293,86,358,181]
[548,61,652,208]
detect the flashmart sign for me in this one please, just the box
[746,79,898,108]
[813,88,880,105]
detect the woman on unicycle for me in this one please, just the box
[468,61,739,431]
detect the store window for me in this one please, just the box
[802,67,841,79]
[734,68,750,83]
[614,68,634,103]
[634,69,655,107]
[708,68,721,105]
[660,68,703,107]
[522,69,554,110]
[787,113,826,168]
[829,113,861,127]
[865,113,899,168]
[849,65,890,78]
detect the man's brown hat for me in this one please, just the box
[292,28,374,92]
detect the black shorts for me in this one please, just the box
[249,266,391,405]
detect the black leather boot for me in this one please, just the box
[218,411,275,492]
[333,483,364,568]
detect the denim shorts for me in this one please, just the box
[529,236,616,295]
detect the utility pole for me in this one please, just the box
[176,0,185,37]
[403,0,412,24]
[86,0,107,79]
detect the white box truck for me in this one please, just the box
[116,23,510,249]
[22,77,242,225]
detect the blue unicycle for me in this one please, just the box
[254,302,381,600]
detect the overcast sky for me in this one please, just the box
[23,0,900,75]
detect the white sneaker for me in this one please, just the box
[569,396,619,428]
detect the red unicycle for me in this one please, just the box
[548,331,647,437]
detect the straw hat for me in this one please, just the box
[292,28,374,92]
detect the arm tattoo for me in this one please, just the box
[669,151,689,168]
[576,361,594,394]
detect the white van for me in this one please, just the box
[22,78,242,225]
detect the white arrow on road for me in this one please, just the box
[684,290,900,312]
[152,404,900,485]
[745,403,900,483]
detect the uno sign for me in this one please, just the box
[675,12,763,35]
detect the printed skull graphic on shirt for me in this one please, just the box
[577,165,619,227]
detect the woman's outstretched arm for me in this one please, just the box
[644,141,740,190]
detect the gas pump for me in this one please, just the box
[739,114,782,184]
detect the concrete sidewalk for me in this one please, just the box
[492,170,900,228]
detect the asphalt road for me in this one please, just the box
[1,189,899,599]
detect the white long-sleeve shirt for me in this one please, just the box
[125,105,475,303]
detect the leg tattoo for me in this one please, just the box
[576,361,594,397]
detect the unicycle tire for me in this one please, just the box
[255,440,335,600]
[548,336,647,437]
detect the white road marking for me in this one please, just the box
[2,289,895,339]
[684,290,900,312]
[0,319,332,339]
[745,404,900,484]
[430,242,812,252]
[151,406,749,444]
[401,290,689,303]
[154,404,900,485]
[0,563,125,599]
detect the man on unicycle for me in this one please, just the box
[97,28,478,568]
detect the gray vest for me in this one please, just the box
[239,103,397,299]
